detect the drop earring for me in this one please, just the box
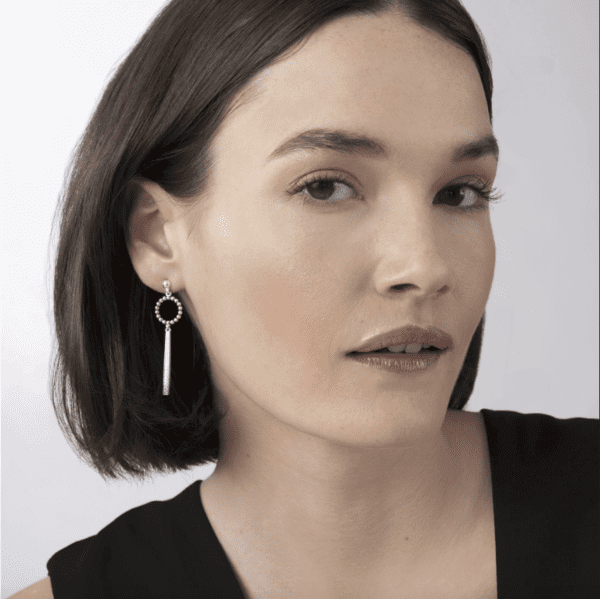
[154,280,183,395]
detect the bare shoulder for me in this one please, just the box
[8,576,53,599]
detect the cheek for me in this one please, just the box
[458,224,495,353]
[448,216,495,295]
[474,222,496,295]
[235,244,340,366]
[195,206,342,373]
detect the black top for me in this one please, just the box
[47,409,599,598]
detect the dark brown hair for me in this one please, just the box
[51,0,494,481]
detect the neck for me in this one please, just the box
[202,408,476,572]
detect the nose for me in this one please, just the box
[371,192,452,302]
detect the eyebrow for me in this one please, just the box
[266,128,500,163]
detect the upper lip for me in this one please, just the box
[348,325,454,354]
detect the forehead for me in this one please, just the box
[216,11,491,166]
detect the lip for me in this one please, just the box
[347,324,454,354]
[348,350,444,373]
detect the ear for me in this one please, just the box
[127,177,186,294]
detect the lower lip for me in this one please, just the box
[347,351,445,373]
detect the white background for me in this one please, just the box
[2,0,598,595]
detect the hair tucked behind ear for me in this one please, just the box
[51,0,494,482]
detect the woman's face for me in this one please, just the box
[174,11,497,448]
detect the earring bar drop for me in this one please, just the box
[155,280,183,395]
[163,325,171,395]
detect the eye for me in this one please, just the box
[435,182,502,212]
[288,172,358,204]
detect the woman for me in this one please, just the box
[12,0,598,597]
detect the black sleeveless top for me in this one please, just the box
[47,409,599,598]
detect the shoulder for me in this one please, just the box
[480,408,599,461]
[45,480,205,596]
[455,408,599,508]
[480,408,599,520]
[8,576,53,599]
[479,409,599,590]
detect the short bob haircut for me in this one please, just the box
[51,0,495,482]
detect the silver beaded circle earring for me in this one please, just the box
[155,280,183,395]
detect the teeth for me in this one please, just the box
[388,343,426,353]
[405,343,424,353]
[387,345,407,353]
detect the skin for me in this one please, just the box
[128,10,498,598]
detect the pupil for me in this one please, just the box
[308,180,335,200]
[446,187,462,207]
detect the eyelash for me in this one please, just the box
[287,171,505,212]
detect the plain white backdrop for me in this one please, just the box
[1,0,598,595]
